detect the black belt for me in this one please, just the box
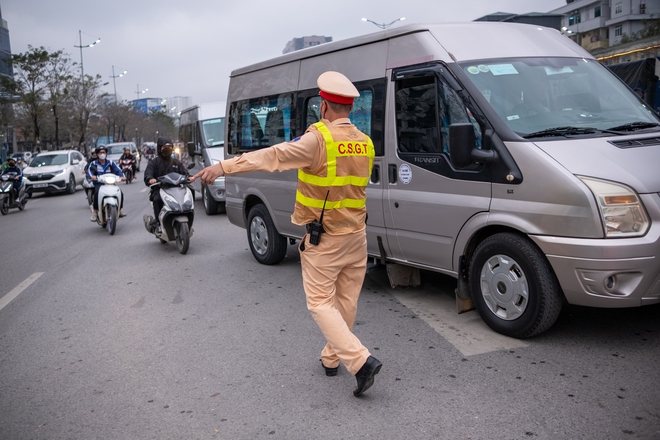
[306,223,325,234]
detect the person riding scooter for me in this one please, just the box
[88,145,126,222]
[119,146,137,177]
[143,137,188,233]
[1,157,23,204]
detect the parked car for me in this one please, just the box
[23,150,87,196]
[104,142,141,171]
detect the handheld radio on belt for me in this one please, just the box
[308,190,329,245]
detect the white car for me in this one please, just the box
[23,150,87,196]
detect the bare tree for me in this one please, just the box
[68,73,107,155]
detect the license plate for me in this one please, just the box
[33,183,48,188]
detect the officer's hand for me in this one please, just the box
[191,162,224,185]
[149,178,157,184]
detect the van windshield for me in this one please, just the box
[460,57,660,137]
[202,118,225,147]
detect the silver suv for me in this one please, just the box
[24,150,87,196]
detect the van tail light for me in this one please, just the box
[579,176,649,237]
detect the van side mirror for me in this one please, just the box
[186,142,198,157]
[449,123,497,169]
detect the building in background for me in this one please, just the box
[283,36,332,54]
[0,5,13,160]
[551,0,660,56]
[132,98,164,114]
[163,96,191,119]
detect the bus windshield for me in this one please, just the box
[460,57,660,137]
[202,118,225,147]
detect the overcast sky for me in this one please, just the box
[3,0,566,108]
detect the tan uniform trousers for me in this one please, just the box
[299,228,371,376]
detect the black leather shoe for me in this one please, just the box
[353,356,382,396]
[321,360,338,377]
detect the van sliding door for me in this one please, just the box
[385,65,491,272]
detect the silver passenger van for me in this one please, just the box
[181,101,226,215]
[224,23,660,338]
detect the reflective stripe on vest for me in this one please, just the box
[296,122,374,210]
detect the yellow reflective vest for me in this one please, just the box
[292,121,374,234]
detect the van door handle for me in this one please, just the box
[388,164,397,184]
[371,164,380,183]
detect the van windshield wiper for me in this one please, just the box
[604,122,660,132]
[522,126,597,139]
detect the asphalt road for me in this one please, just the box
[0,172,659,440]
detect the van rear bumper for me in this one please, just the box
[532,230,660,308]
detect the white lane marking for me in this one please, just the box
[0,272,44,312]
[392,290,527,356]
[140,188,148,192]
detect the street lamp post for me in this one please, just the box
[361,17,405,29]
[74,30,100,89]
[136,84,148,100]
[110,66,127,103]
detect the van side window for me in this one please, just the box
[440,82,483,151]
[305,89,373,137]
[395,76,440,153]
[228,93,293,152]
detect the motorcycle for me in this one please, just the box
[82,175,95,210]
[0,172,27,215]
[94,174,123,235]
[120,158,135,184]
[145,152,155,161]
[143,172,194,254]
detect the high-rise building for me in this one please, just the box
[164,96,192,118]
[0,5,12,80]
[283,36,332,54]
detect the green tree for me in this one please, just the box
[0,46,53,146]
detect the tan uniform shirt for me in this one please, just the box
[221,117,366,235]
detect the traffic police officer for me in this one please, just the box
[191,71,382,396]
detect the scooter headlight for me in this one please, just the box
[161,191,180,211]
[579,176,650,237]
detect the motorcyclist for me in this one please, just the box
[84,149,98,174]
[87,145,126,222]
[119,147,137,177]
[144,137,188,232]
[1,156,23,203]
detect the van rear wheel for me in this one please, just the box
[202,185,219,215]
[247,203,287,265]
[468,232,563,339]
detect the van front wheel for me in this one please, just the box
[469,232,563,339]
[247,204,287,265]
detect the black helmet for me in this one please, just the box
[95,145,107,154]
[156,137,173,156]
[7,157,16,165]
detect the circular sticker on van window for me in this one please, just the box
[478,64,490,73]
[399,164,412,184]
[467,66,480,75]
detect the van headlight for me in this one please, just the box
[579,176,650,237]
